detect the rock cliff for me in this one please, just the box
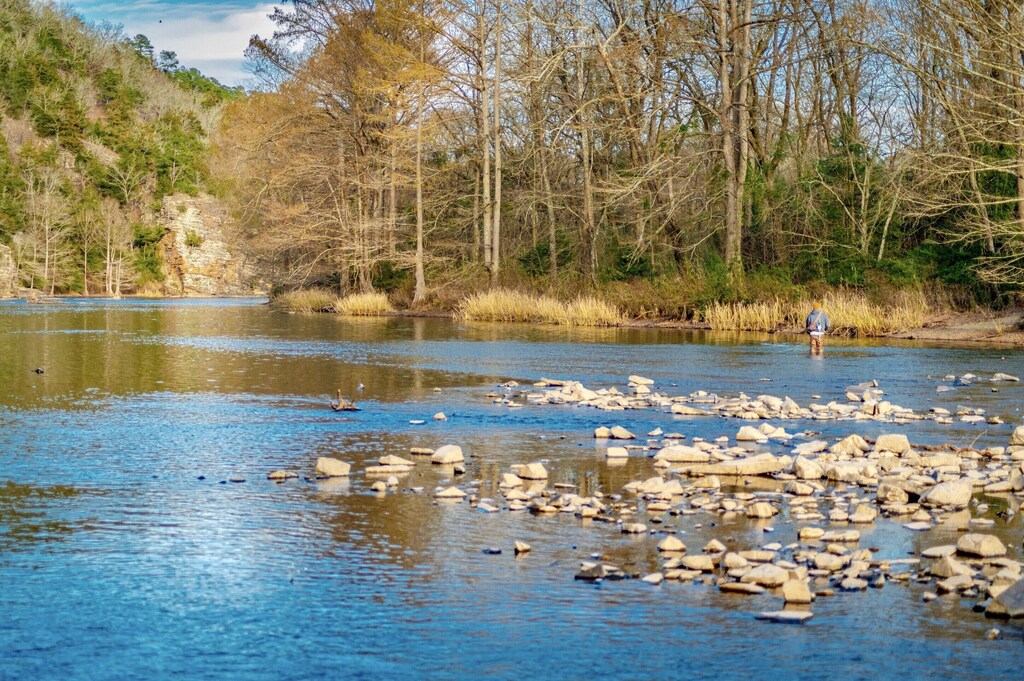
[0,243,16,298]
[157,194,259,296]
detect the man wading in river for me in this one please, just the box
[805,301,830,356]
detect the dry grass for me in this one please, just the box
[333,292,394,316]
[701,300,788,332]
[271,288,337,313]
[804,289,929,336]
[457,289,621,326]
[701,289,931,336]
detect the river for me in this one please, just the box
[0,298,1021,680]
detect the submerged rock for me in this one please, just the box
[755,611,813,624]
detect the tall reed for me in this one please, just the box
[271,288,337,313]
[333,292,393,316]
[457,289,621,326]
[701,289,930,336]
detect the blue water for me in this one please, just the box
[0,299,1021,680]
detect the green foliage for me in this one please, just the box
[0,138,26,240]
[600,236,655,282]
[518,236,572,277]
[372,260,410,291]
[184,230,203,248]
[132,223,166,284]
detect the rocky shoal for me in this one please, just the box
[261,374,1024,630]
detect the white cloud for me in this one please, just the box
[74,1,280,86]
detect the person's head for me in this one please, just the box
[812,300,822,310]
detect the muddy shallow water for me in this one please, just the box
[0,299,1021,680]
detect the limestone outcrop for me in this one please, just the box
[0,244,16,298]
[158,194,260,296]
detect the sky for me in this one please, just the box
[71,0,280,87]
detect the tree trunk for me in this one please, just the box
[490,2,503,283]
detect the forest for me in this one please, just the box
[0,0,236,295]
[3,0,1024,325]
[222,0,1024,318]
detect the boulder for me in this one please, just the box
[930,555,972,579]
[1011,426,1024,447]
[875,433,911,454]
[610,426,635,440]
[782,579,813,604]
[736,426,766,442]
[315,457,351,477]
[746,502,779,519]
[741,563,789,587]
[653,445,709,463]
[683,454,790,477]
[793,456,824,480]
[876,481,909,504]
[956,534,1006,558]
[921,479,973,507]
[830,434,870,456]
[993,578,1024,618]
[594,427,612,439]
[516,462,548,480]
[431,445,465,464]
[621,522,648,534]
[680,555,715,572]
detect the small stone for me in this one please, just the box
[986,628,1002,640]
[514,541,531,554]
[621,522,648,534]
[921,479,974,508]
[482,547,502,555]
[704,538,727,553]
[433,412,447,421]
[434,486,466,499]
[606,446,629,458]
[903,522,932,532]
[719,582,765,595]
[657,536,687,553]
[267,470,297,480]
[874,433,911,454]
[370,481,388,493]
[642,572,664,585]
[755,611,813,624]
[799,527,825,541]
[839,577,868,591]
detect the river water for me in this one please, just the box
[0,298,1021,680]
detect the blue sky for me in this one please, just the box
[71,1,280,86]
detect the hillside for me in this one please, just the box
[0,0,254,297]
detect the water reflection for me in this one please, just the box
[0,300,1021,679]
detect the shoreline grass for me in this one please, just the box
[333,292,393,316]
[456,289,621,326]
[700,290,930,336]
[273,285,934,336]
[270,288,337,313]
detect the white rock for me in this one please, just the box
[921,479,973,507]
[657,536,687,553]
[956,533,1006,558]
[434,487,466,499]
[782,579,813,604]
[606,446,629,459]
[874,433,911,454]
[629,375,655,386]
[516,462,548,480]
[653,445,709,463]
[431,445,465,465]
[315,457,351,477]
[741,563,789,587]
[433,412,447,421]
[610,426,636,440]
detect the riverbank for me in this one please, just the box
[269,286,1024,346]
